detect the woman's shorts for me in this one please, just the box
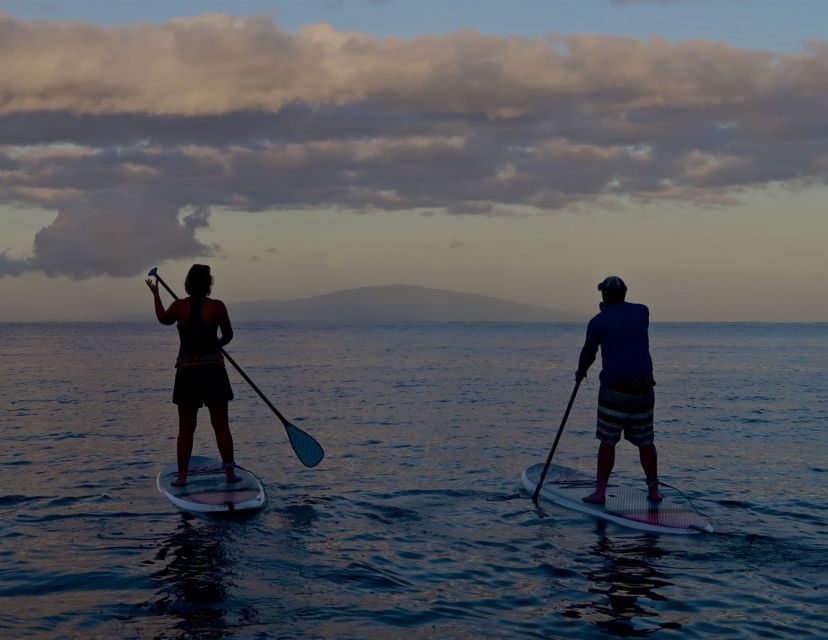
[173,364,234,408]
[596,386,655,447]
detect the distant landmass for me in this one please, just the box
[230,284,585,323]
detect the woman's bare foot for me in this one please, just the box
[223,462,242,483]
[171,477,187,487]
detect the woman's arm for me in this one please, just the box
[145,279,179,325]
[216,300,234,347]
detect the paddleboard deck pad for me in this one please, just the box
[157,456,267,513]
[522,462,713,534]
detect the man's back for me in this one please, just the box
[581,301,653,388]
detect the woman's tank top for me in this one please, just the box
[176,296,222,367]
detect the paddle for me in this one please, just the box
[532,379,581,504]
[148,267,324,468]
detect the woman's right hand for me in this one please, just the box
[145,278,160,296]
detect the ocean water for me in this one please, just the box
[0,321,825,639]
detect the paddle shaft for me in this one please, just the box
[150,272,292,428]
[532,379,581,503]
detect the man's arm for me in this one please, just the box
[576,319,600,381]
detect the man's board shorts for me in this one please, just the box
[173,364,234,407]
[596,386,655,446]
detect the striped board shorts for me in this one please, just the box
[596,386,655,447]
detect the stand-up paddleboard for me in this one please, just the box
[157,456,267,514]
[523,462,713,534]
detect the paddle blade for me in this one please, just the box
[286,422,324,468]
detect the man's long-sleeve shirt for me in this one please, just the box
[578,302,653,388]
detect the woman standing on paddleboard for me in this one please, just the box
[146,264,241,486]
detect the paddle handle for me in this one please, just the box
[148,267,324,467]
[220,349,291,427]
[148,268,291,427]
[532,379,581,503]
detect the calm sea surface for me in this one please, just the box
[1,322,826,639]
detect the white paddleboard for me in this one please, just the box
[157,455,267,514]
[522,462,713,534]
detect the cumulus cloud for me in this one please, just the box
[1,13,827,277]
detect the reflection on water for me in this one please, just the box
[571,531,680,637]
[148,515,240,640]
[1,322,825,638]
[278,496,326,532]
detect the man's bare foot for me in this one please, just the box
[171,477,187,487]
[647,480,663,502]
[226,473,242,484]
[582,491,606,505]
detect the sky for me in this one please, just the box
[1,0,827,321]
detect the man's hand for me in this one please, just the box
[145,278,160,296]
[575,369,587,382]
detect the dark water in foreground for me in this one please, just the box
[1,322,826,639]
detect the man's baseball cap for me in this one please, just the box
[597,276,627,292]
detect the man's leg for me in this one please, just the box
[583,442,616,504]
[639,443,662,502]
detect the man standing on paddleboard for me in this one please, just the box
[576,276,662,504]
[146,264,241,486]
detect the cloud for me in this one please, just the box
[0,250,30,276]
[5,192,215,279]
[1,13,827,278]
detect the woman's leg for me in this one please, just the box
[174,405,198,486]
[207,402,240,482]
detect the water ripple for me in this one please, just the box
[0,322,826,638]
